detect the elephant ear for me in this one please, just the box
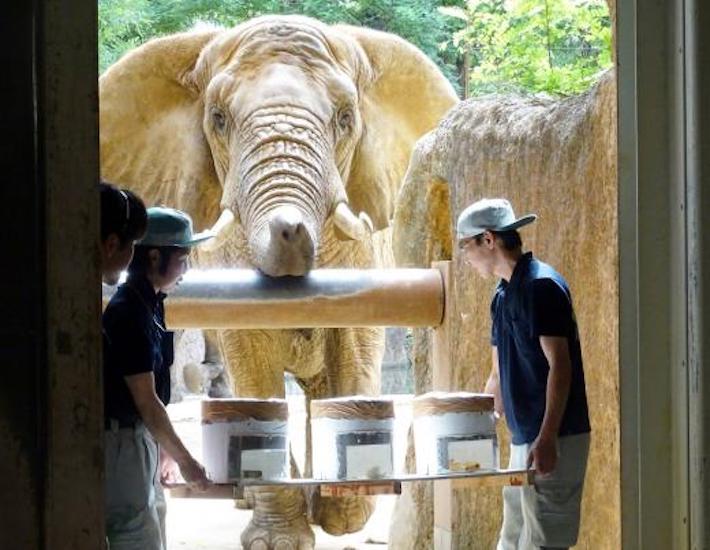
[335,25,459,230]
[99,28,223,231]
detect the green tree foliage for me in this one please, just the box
[99,0,611,96]
[99,0,461,84]
[439,0,612,96]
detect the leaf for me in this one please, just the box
[437,6,470,22]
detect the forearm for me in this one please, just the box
[485,372,503,409]
[486,347,504,415]
[539,361,571,440]
[484,372,498,395]
[139,400,194,465]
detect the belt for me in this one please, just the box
[104,417,139,430]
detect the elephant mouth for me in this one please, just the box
[252,204,316,277]
[201,200,372,278]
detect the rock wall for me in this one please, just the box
[391,69,619,549]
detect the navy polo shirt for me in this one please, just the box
[103,274,174,424]
[491,252,590,445]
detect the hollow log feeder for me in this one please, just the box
[102,268,445,329]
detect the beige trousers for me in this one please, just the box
[497,432,590,550]
[105,421,167,550]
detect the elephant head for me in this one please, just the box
[100,15,458,276]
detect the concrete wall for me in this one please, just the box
[0,5,44,545]
[0,2,103,548]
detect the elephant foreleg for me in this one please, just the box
[219,329,315,550]
[309,326,386,536]
[241,490,314,550]
[203,329,232,397]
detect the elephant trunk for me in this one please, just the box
[254,204,314,276]
[237,108,333,277]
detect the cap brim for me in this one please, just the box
[456,214,537,242]
[456,230,483,242]
[182,230,216,247]
[498,214,537,232]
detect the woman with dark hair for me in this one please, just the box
[99,181,148,285]
[100,181,148,550]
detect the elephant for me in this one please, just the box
[100,14,458,549]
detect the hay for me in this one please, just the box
[392,70,618,549]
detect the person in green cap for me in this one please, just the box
[103,206,213,550]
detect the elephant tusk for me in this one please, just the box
[201,208,236,251]
[333,202,374,241]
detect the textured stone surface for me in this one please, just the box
[172,329,217,401]
[392,70,619,549]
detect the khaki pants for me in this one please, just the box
[497,432,590,550]
[105,421,166,550]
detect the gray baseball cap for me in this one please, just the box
[138,206,215,247]
[456,198,536,241]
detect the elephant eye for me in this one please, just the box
[337,108,354,131]
[211,107,227,133]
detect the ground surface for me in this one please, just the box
[165,497,392,549]
[166,395,412,549]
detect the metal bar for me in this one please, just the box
[686,0,710,545]
[166,469,533,499]
[103,268,445,329]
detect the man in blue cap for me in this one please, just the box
[103,206,214,549]
[457,198,591,550]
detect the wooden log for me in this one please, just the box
[102,268,444,329]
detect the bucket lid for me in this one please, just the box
[311,396,395,420]
[201,398,289,423]
[412,392,494,417]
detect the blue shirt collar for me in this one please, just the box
[499,251,533,292]
[124,273,165,310]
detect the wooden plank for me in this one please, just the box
[431,260,455,550]
[167,484,243,500]
[449,470,531,490]
[166,470,532,499]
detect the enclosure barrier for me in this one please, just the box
[102,268,445,329]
